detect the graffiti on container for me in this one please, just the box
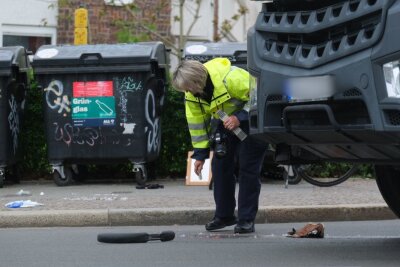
[145,89,160,153]
[53,122,101,147]
[53,123,133,147]
[8,95,19,154]
[74,127,101,146]
[44,80,71,115]
[116,76,143,92]
[118,91,128,116]
[114,76,140,124]
[117,89,132,124]
[109,129,133,146]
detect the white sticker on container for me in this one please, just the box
[185,45,207,55]
[121,123,136,134]
[36,48,59,59]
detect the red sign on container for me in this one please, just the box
[73,81,114,97]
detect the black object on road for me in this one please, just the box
[97,231,175,244]
[135,183,164,189]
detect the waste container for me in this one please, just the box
[32,42,168,186]
[183,42,247,69]
[0,46,30,187]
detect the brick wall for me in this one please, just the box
[57,0,171,45]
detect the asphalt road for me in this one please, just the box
[1,220,400,267]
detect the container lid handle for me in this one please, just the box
[80,53,102,63]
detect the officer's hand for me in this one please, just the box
[223,115,240,131]
[194,160,205,176]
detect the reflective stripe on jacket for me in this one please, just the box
[185,58,250,149]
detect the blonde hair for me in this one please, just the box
[172,60,208,95]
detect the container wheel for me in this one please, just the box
[375,165,400,218]
[72,165,88,182]
[9,165,21,184]
[53,167,74,186]
[0,172,4,188]
[135,168,147,186]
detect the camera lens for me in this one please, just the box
[215,142,227,158]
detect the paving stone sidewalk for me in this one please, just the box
[0,178,396,228]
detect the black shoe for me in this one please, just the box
[234,220,255,234]
[205,217,237,231]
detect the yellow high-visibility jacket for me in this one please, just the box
[184,58,250,150]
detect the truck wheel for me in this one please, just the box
[375,165,400,218]
[53,167,74,186]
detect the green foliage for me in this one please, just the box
[116,27,150,43]
[114,20,151,43]
[355,164,375,178]
[19,81,51,178]
[154,87,191,177]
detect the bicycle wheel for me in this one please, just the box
[295,162,358,187]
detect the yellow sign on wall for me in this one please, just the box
[74,28,88,45]
[75,8,88,28]
[74,7,88,45]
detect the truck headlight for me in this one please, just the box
[249,75,258,109]
[383,60,400,98]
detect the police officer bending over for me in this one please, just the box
[172,58,267,233]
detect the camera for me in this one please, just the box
[211,132,227,158]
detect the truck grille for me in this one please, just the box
[256,0,393,68]
[385,110,400,126]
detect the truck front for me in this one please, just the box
[247,0,400,216]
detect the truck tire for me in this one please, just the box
[375,165,400,218]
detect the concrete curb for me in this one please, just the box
[258,204,397,223]
[0,204,396,228]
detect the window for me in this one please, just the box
[3,35,51,54]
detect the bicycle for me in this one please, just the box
[209,154,358,190]
[282,163,359,188]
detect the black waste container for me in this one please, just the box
[32,42,168,186]
[183,42,247,69]
[0,46,30,187]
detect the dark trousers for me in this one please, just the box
[211,129,267,221]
